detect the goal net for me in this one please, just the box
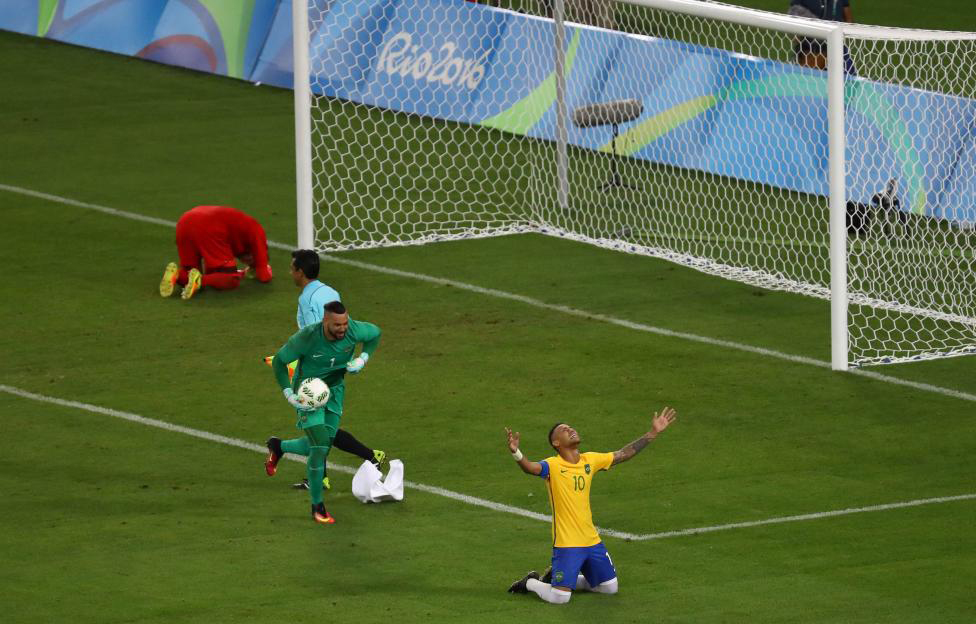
[296,0,976,368]
[841,28,976,365]
[300,0,554,249]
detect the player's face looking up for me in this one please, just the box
[324,311,349,341]
[550,423,580,450]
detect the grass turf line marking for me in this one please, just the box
[3,382,974,541]
[0,384,614,538]
[634,493,976,540]
[5,182,975,405]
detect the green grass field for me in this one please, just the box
[3,2,976,622]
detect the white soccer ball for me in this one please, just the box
[297,377,330,408]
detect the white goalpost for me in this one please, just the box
[294,0,976,370]
[293,0,314,250]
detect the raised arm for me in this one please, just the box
[505,427,543,476]
[611,406,677,467]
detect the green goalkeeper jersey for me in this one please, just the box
[273,318,381,419]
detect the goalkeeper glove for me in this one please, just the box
[346,352,369,374]
[283,387,314,411]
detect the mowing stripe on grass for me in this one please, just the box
[3,382,974,541]
[4,182,976,409]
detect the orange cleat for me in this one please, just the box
[265,437,283,476]
[311,503,335,524]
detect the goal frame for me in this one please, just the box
[292,0,976,372]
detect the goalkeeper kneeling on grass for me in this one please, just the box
[263,301,381,524]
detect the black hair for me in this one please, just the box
[291,249,320,280]
[547,422,566,449]
[324,300,347,316]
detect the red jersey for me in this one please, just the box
[175,205,271,281]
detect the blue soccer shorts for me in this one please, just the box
[549,542,617,589]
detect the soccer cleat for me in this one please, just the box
[311,502,335,524]
[540,566,552,584]
[263,355,273,367]
[159,262,179,297]
[265,437,283,476]
[507,570,539,594]
[181,268,202,300]
[291,477,329,490]
[371,449,387,469]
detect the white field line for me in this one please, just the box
[636,493,976,540]
[2,383,974,541]
[0,384,582,534]
[3,183,976,405]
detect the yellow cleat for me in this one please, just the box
[323,476,331,490]
[372,449,386,467]
[159,262,179,297]
[181,268,202,300]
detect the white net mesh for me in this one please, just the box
[301,0,976,366]
[843,30,976,365]
[543,2,833,304]
[306,0,551,249]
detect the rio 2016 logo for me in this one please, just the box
[377,32,489,90]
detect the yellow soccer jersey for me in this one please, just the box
[542,451,615,548]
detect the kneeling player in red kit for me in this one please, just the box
[159,205,273,300]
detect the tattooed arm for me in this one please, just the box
[611,406,677,466]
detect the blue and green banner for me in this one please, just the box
[5,0,976,223]
[0,0,277,78]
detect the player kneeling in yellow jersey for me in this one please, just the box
[504,406,677,604]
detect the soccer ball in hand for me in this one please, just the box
[297,377,330,408]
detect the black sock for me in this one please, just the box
[332,428,374,462]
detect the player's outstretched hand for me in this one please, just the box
[504,427,520,453]
[346,352,369,374]
[651,406,677,435]
[283,387,314,411]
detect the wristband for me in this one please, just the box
[511,448,523,461]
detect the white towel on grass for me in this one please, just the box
[351,459,404,503]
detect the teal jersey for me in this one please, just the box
[273,317,381,400]
[296,279,340,329]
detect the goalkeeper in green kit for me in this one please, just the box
[264,300,381,524]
